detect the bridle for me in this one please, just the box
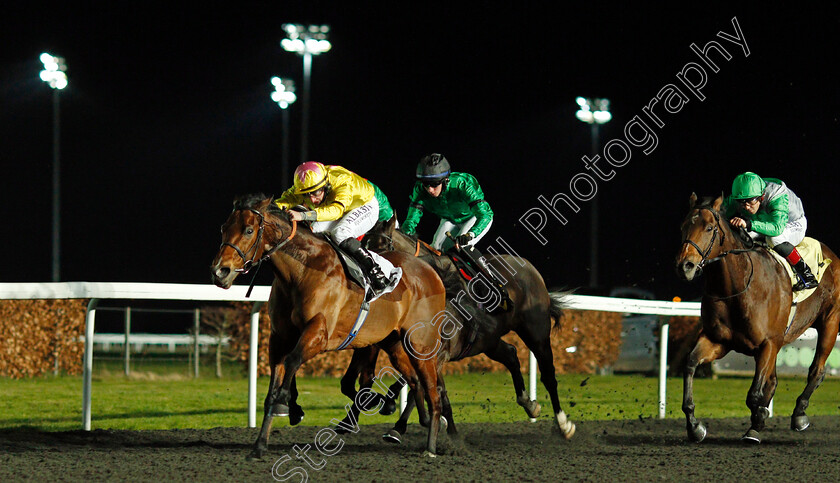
[220,208,297,296]
[682,206,758,299]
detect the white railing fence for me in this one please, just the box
[0,282,702,429]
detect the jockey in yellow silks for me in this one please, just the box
[274,161,390,291]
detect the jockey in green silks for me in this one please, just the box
[402,153,509,311]
[723,171,818,291]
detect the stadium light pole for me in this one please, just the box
[270,77,297,188]
[575,97,612,288]
[40,53,68,283]
[281,23,331,164]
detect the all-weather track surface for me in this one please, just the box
[2,416,840,482]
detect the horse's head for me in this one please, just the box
[210,193,296,289]
[676,192,731,281]
[364,216,398,253]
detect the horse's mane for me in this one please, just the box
[692,195,757,250]
[232,192,289,220]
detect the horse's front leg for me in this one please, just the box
[250,330,292,460]
[743,341,780,443]
[682,333,726,443]
[335,347,379,435]
[274,316,329,413]
[383,387,416,444]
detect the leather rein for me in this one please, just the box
[220,208,297,296]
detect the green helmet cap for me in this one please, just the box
[731,172,766,199]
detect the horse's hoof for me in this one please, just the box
[382,430,402,444]
[562,422,576,440]
[271,403,289,417]
[380,398,397,416]
[335,420,351,435]
[246,449,264,461]
[289,407,305,426]
[791,415,810,432]
[421,450,437,458]
[439,416,448,432]
[524,400,541,419]
[742,429,761,444]
[687,422,707,443]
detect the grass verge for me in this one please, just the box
[2,369,839,431]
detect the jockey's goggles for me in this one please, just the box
[422,178,446,188]
[736,196,760,205]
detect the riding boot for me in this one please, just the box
[791,260,819,291]
[339,238,389,292]
[468,248,512,313]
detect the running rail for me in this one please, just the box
[0,282,700,429]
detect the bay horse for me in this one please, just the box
[676,193,840,443]
[337,216,576,441]
[210,194,448,458]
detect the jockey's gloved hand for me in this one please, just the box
[456,232,474,248]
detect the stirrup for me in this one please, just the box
[793,279,818,291]
[368,267,389,292]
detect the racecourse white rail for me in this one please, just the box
[0,282,700,430]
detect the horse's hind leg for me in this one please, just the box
[438,375,457,436]
[485,339,539,418]
[792,308,840,431]
[743,341,780,443]
[683,334,727,443]
[516,326,574,439]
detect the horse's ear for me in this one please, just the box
[689,192,698,208]
[712,192,725,211]
[385,215,396,234]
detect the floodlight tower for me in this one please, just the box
[575,97,612,288]
[281,23,331,163]
[40,53,68,282]
[270,77,297,188]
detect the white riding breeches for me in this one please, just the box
[431,217,492,251]
[310,198,379,244]
[765,216,807,248]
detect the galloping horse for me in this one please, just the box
[210,194,449,458]
[338,216,576,441]
[676,193,840,443]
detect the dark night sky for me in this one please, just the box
[2,4,839,302]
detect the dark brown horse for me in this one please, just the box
[338,216,576,441]
[210,194,449,458]
[676,193,840,443]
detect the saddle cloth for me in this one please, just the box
[767,237,832,305]
[327,237,402,302]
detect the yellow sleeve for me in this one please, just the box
[273,186,304,210]
[313,182,352,221]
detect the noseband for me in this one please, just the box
[221,208,297,296]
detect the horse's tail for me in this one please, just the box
[548,289,574,329]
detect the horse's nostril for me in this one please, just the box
[684,261,695,271]
[215,267,230,279]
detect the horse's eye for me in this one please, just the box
[706,225,714,232]
[245,227,255,235]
